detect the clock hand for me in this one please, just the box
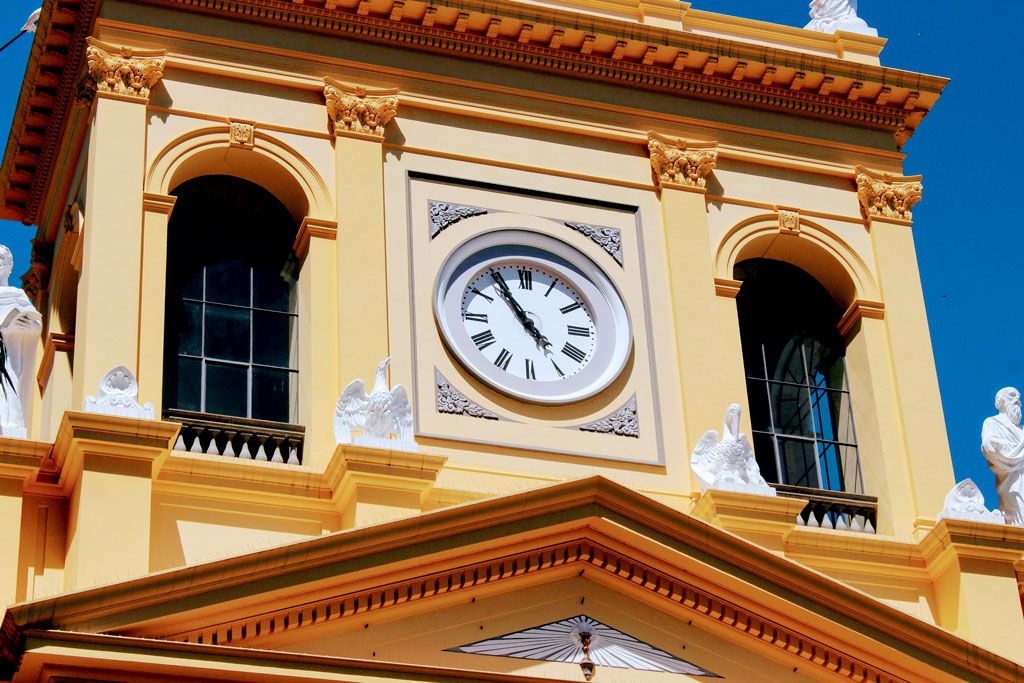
[490,271,551,347]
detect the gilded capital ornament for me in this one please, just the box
[855,166,923,222]
[85,38,166,101]
[323,78,399,140]
[647,133,718,190]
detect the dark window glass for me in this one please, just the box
[204,304,250,362]
[163,176,298,422]
[735,258,861,493]
[206,362,249,417]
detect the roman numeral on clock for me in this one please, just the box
[561,342,586,363]
[560,302,582,314]
[567,325,590,337]
[464,312,488,323]
[524,358,536,380]
[472,330,496,350]
[517,269,532,290]
[471,287,493,303]
[494,348,512,371]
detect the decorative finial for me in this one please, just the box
[83,366,155,419]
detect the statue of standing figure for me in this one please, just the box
[805,0,877,36]
[981,387,1024,525]
[0,245,42,438]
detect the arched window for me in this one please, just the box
[734,258,862,493]
[163,175,298,424]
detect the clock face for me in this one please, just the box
[435,229,631,405]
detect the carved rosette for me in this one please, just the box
[647,133,718,190]
[855,166,923,222]
[324,78,399,140]
[85,38,166,101]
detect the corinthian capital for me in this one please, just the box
[855,166,923,222]
[647,133,718,190]
[85,38,166,101]
[323,78,399,140]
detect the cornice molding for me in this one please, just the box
[647,132,717,190]
[855,166,923,224]
[713,277,742,298]
[323,78,399,141]
[84,38,167,102]
[837,299,885,336]
[293,216,338,259]
[35,332,75,394]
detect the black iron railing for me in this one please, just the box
[164,408,305,465]
[772,484,878,534]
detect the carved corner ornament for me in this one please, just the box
[82,366,154,420]
[323,78,399,140]
[85,38,166,101]
[855,166,923,223]
[647,132,718,191]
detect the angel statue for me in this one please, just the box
[690,404,774,496]
[334,357,417,452]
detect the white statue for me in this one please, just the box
[937,479,1004,525]
[981,387,1024,525]
[83,366,154,420]
[691,404,775,496]
[805,0,877,37]
[0,245,41,439]
[334,357,417,452]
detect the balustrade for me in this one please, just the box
[164,408,304,465]
[772,484,878,534]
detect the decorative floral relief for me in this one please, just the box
[448,615,717,676]
[647,134,718,189]
[577,395,638,438]
[323,79,399,139]
[564,222,622,265]
[83,366,154,420]
[436,370,500,420]
[429,201,488,238]
[85,38,166,100]
[855,166,923,222]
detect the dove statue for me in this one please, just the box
[334,357,417,451]
[690,404,774,496]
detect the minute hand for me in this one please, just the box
[490,272,551,347]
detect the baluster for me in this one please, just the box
[189,427,205,453]
[286,438,300,465]
[238,432,252,459]
[254,434,269,461]
[222,430,237,457]
[270,436,285,463]
[205,429,221,455]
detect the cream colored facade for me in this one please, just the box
[0,0,1021,681]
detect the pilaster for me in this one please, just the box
[330,443,445,528]
[648,133,748,464]
[324,79,398,389]
[921,518,1024,660]
[294,217,340,469]
[138,193,176,416]
[52,412,178,591]
[690,489,807,551]
[72,39,166,409]
[857,167,954,526]
[0,440,48,607]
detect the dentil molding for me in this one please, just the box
[647,132,718,190]
[85,38,166,101]
[323,78,399,140]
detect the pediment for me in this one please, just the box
[2,477,1016,682]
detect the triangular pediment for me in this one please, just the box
[2,476,1018,682]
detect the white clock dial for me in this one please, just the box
[435,229,631,405]
[460,264,596,382]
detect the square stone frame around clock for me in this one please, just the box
[385,154,678,466]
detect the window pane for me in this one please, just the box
[178,301,203,357]
[253,264,293,312]
[206,260,250,306]
[817,441,844,492]
[769,381,813,437]
[181,265,204,300]
[204,304,250,362]
[751,432,779,484]
[253,311,295,368]
[252,368,294,423]
[746,378,773,432]
[205,362,248,417]
[168,356,201,412]
[778,436,819,488]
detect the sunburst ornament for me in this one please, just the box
[448,615,720,677]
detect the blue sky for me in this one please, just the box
[0,2,1013,508]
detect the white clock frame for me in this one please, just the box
[434,229,632,405]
